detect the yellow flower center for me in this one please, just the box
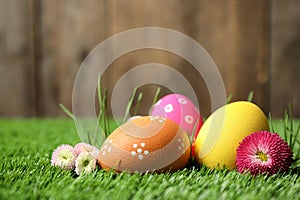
[83,159,90,167]
[256,151,268,162]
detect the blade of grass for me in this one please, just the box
[283,111,288,143]
[93,111,102,146]
[152,87,161,106]
[287,130,300,145]
[269,112,275,133]
[190,118,200,143]
[292,161,300,169]
[104,89,110,136]
[96,75,109,144]
[134,93,143,116]
[291,124,300,149]
[86,130,92,145]
[97,74,103,114]
[97,74,104,135]
[59,104,75,120]
[247,91,254,102]
[289,103,293,146]
[102,90,108,136]
[296,151,300,162]
[123,88,138,123]
[226,94,232,104]
[93,74,112,146]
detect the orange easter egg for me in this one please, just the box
[98,116,190,173]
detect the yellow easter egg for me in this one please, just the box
[194,101,269,169]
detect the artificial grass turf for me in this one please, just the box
[0,119,300,200]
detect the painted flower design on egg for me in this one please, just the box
[131,142,149,160]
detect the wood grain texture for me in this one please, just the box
[103,0,270,116]
[271,0,300,117]
[103,0,223,116]
[38,0,105,116]
[1,0,299,118]
[0,0,35,117]
[192,0,271,113]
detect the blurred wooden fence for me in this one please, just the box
[0,0,300,118]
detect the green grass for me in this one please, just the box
[0,119,300,200]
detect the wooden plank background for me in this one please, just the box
[271,0,300,117]
[0,0,299,118]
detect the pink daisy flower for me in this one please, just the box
[75,152,97,175]
[236,131,293,175]
[74,143,100,159]
[51,144,76,170]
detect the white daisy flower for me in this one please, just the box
[75,152,97,175]
[74,143,100,159]
[51,144,76,170]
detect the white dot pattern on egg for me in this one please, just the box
[185,115,194,124]
[131,142,149,160]
[149,116,165,123]
[164,104,174,113]
[100,139,113,156]
[177,138,186,154]
[178,98,187,104]
[150,94,203,136]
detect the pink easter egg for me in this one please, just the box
[150,94,203,137]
